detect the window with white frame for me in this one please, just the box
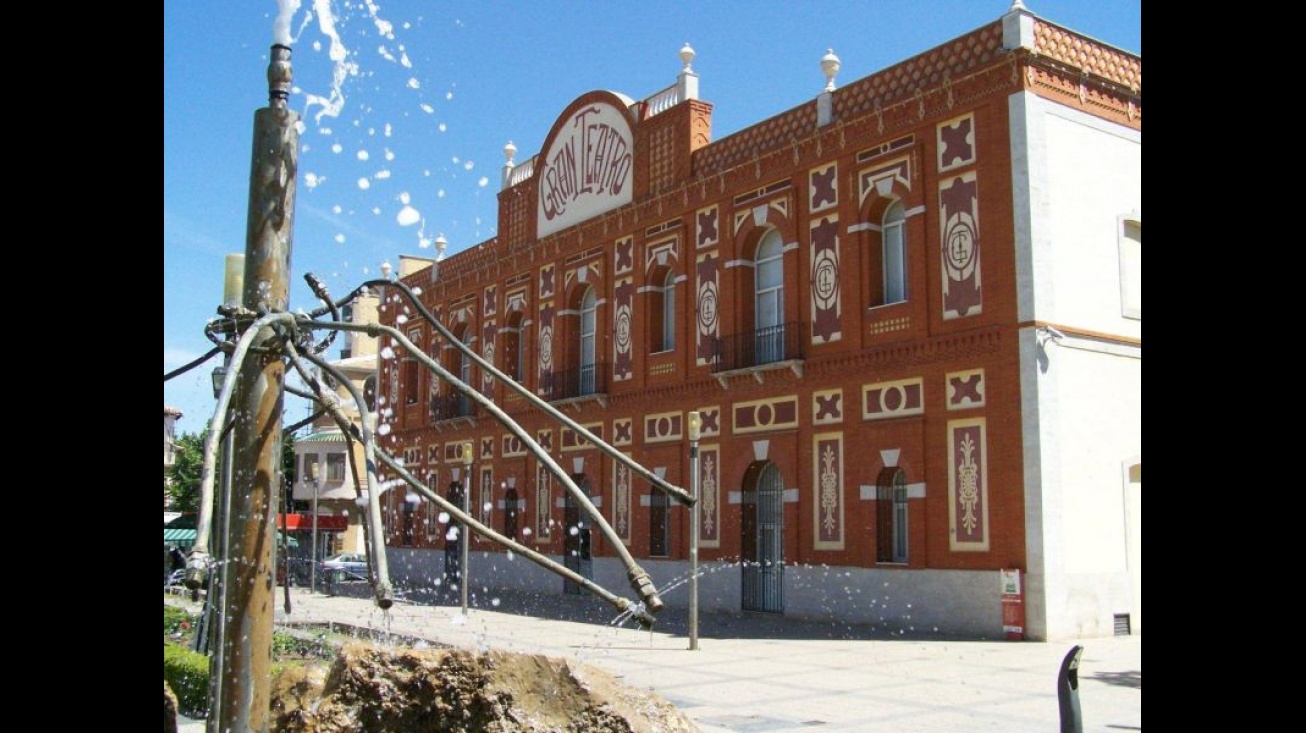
[579,286,597,394]
[326,452,346,482]
[883,201,907,304]
[650,270,676,353]
[1119,217,1141,319]
[754,229,785,364]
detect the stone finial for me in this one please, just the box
[821,48,841,92]
[503,140,517,166]
[435,234,448,262]
[380,260,393,280]
[679,43,696,73]
[1009,0,1028,11]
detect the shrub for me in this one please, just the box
[164,605,193,636]
[163,642,210,718]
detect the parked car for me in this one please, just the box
[320,552,368,575]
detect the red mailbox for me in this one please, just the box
[1001,568,1024,640]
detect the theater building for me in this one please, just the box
[376,3,1141,641]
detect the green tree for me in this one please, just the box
[166,428,300,514]
[167,430,209,514]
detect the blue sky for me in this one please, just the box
[164,0,1140,434]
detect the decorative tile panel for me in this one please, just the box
[536,429,554,453]
[813,432,845,550]
[948,417,989,551]
[698,444,720,549]
[937,112,976,172]
[862,378,924,420]
[808,162,838,214]
[644,412,683,444]
[613,454,632,545]
[809,214,842,344]
[695,251,719,367]
[539,263,556,299]
[614,236,634,275]
[696,205,719,249]
[481,319,497,394]
[613,277,633,381]
[940,171,982,319]
[696,406,722,438]
[537,302,555,397]
[812,389,844,425]
[733,396,799,434]
[611,417,633,446]
[501,433,526,458]
[947,368,985,410]
[562,423,603,452]
[535,464,552,543]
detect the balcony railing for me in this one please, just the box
[712,322,806,373]
[429,392,476,422]
[543,362,610,402]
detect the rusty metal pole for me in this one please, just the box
[209,43,298,733]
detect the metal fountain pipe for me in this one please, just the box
[371,435,657,629]
[287,340,394,609]
[290,327,655,627]
[209,40,299,733]
[292,341,646,620]
[187,311,297,587]
[356,277,694,508]
[304,319,664,614]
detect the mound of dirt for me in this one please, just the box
[269,642,697,732]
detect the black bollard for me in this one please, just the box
[1058,645,1084,733]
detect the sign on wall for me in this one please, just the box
[537,98,635,238]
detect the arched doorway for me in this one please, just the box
[563,475,594,595]
[741,461,784,613]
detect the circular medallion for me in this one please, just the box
[698,281,718,332]
[615,305,631,352]
[944,213,977,277]
[812,249,839,310]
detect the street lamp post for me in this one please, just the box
[461,440,473,616]
[687,411,701,650]
[309,460,320,594]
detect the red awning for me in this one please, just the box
[276,513,349,531]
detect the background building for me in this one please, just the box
[164,405,183,509]
[288,287,383,574]
[375,3,1140,641]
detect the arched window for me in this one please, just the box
[458,339,473,416]
[650,270,676,352]
[883,201,907,304]
[579,287,597,394]
[755,230,785,364]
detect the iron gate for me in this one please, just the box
[563,477,594,594]
[443,481,465,591]
[741,463,784,613]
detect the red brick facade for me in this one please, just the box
[376,13,1140,625]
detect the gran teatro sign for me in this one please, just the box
[537,95,634,238]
